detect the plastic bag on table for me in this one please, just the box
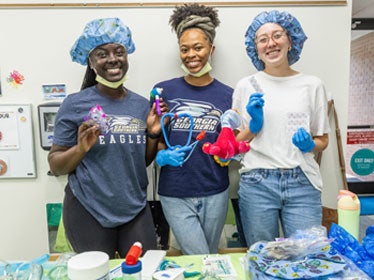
[259,225,332,260]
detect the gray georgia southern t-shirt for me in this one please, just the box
[53,86,150,227]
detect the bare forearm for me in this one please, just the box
[235,128,255,142]
[145,136,161,166]
[312,134,329,153]
[48,145,86,175]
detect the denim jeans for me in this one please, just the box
[238,167,322,247]
[159,188,229,255]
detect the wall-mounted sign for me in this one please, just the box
[42,84,66,100]
[347,131,374,145]
[350,148,374,176]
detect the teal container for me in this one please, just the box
[337,190,360,240]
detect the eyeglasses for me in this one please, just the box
[255,31,288,46]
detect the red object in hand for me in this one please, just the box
[125,242,143,265]
[202,127,250,160]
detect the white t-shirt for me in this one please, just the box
[232,71,330,191]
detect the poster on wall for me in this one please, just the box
[350,148,374,177]
[0,110,20,150]
[42,84,66,100]
[346,129,374,194]
[347,130,374,180]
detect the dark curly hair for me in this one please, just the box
[169,3,220,42]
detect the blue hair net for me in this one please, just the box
[70,17,135,66]
[245,10,307,71]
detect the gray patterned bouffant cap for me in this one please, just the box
[70,17,135,66]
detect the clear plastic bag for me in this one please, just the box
[260,225,332,260]
[45,252,76,280]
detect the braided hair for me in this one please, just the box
[169,3,220,43]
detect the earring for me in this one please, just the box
[288,46,292,51]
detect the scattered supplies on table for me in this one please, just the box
[201,255,237,279]
[157,259,199,279]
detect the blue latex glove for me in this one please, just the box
[246,93,264,134]
[156,146,192,167]
[292,127,315,153]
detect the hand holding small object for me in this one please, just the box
[292,127,315,152]
[156,146,192,167]
[150,87,163,116]
[246,93,264,134]
[158,112,204,166]
[77,123,101,154]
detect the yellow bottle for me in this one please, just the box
[337,190,361,240]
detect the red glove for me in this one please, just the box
[202,127,250,160]
[202,110,250,163]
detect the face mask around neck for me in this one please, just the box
[95,74,128,89]
[181,62,212,78]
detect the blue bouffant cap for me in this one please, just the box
[70,17,135,66]
[245,10,307,71]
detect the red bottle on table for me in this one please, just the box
[125,242,142,265]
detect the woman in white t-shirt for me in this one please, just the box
[232,10,330,247]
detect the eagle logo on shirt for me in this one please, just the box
[107,115,145,134]
[169,99,221,132]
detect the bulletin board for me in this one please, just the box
[0,104,36,178]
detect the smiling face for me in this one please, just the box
[255,23,291,70]
[179,28,213,75]
[89,43,129,82]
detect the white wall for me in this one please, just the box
[0,2,352,259]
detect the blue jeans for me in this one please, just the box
[160,189,229,255]
[238,167,322,247]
